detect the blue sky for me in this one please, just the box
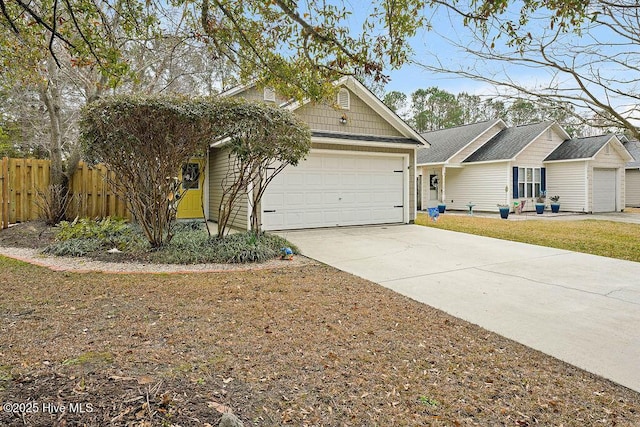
[378,6,551,98]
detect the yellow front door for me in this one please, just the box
[176,159,205,219]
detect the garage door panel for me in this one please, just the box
[305,173,323,186]
[593,168,616,212]
[263,151,406,230]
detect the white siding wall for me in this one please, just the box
[208,148,249,231]
[591,143,627,211]
[516,129,565,164]
[545,161,587,212]
[450,124,504,163]
[444,162,510,212]
[626,170,640,207]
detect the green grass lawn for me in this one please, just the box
[415,213,640,263]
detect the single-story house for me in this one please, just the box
[417,120,632,213]
[185,76,428,231]
[624,139,640,207]
[544,134,632,212]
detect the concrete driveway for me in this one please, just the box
[278,224,640,392]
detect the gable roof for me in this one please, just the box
[218,77,428,147]
[463,121,569,163]
[624,140,640,169]
[416,119,505,165]
[545,134,633,162]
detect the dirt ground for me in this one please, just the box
[1,223,640,426]
[0,221,56,249]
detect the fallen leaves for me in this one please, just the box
[1,261,639,426]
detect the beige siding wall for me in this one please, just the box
[590,143,628,211]
[626,170,640,207]
[295,89,404,137]
[312,142,416,220]
[515,129,565,164]
[231,86,289,104]
[444,162,510,212]
[208,148,249,231]
[450,123,503,163]
[545,161,587,212]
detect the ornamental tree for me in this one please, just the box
[214,98,311,236]
[80,95,216,247]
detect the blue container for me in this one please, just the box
[437,204,446,213]
[499,207,509,219]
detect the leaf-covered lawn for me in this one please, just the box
[416,213,640,262]
[1,257,639,426]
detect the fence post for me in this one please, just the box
[1,157,8,229]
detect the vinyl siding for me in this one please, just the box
[444,162,510,212]
[295,89,404,137]
[208,148,249,231]
[450,123,503,163]
[545,161,587,212]
[515,129,565,164]
[232,86,287,104]
[591,143,627,211]
[626,170,640,207]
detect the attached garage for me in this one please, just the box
[207,76,428,232]
[262,151,407,231]
[592,168,617,212]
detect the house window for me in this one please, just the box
[337,88,350,110]
[518,167,541,198]
[182,162,201,190]
[263,87,276,102]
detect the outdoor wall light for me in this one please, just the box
[339,114,348,124]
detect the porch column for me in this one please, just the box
[441,167,446,203]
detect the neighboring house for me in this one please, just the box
[624,139,640,207]
[200,76,428,231]
[417,121,632,213]
[545,134,632,212]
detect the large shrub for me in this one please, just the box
[80,95,217,247]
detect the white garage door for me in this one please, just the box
[262,151,405,230]
[593,168,617,212]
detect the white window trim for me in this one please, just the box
[263,87,276,102]
[518,166,542,198]
[337,88,350,110]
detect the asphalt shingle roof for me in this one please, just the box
[416,120,502,164]
[624,140,640,168]
[545,134,613,161]
[311,131,421,145]
[463,122,553,163]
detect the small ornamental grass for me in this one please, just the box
[43,218,298,264]
[43,217,148,256]
[150,227,299,264]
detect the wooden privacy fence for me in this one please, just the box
[0,157,130,229]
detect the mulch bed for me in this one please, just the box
[1,222,639,426]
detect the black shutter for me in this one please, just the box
[512,167,519,198]
[540,167,546,194]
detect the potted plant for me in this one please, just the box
[550,195,560,213]
[497,203,510,219]
[535,193,546,214]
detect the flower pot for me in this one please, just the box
[499,207,510,219]
[550,203,560,213]
[535,203,545,214]
[437,204,446,213]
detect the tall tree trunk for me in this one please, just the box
[39,56,65,187]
